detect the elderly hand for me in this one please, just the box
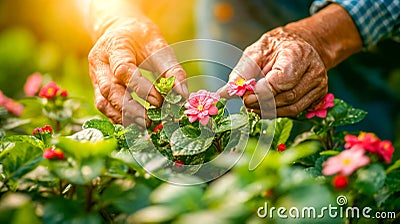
[219,4,362,117]
[87,1,188,126]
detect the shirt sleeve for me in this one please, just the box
[310,0,400,47]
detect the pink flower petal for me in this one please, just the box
[188,115,198,123]
[199,116,210,125]
[305,111,315,119]
[24,73,43,96]
[315,109,327,118]
[208,105,218,115]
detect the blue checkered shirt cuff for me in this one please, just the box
[310,0,400,47]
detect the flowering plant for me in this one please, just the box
[0,75,399,224]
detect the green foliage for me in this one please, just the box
[82,119,115,136]
[147,107,168,121]
[311,99,367,134]
[0,141,43,182]
[155,76,175,95]
[170,126,214,156]
[56,130,118,159]
[271,118,293,149]
[355,164,386,195]
[0,75,398,224]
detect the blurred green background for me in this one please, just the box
[0,0,196,100]
[0,0,93,99]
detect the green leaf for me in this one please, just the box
[105,157,129,178]
[128,138,152,152]
[170,126,214,156]
[2,118,31,130]
[386,159,400,174]
[216,114,248,133]
[329,98,367,127]
[82,119,115,136]
[0,141,43,181]
[43,198,102,224]
[162,121,180,139]
[213,98,227,124]
[0,106,8,119]
[69,128,104,142]
[49,157,104,185]
[279,141,320,166]
[147,107,168,121]
[319,150,340,156]
[56,129,117,159]
[124,124,143,140]
[0,129,4,141]
[385,170,400,193]
[155,76,175,95]
[314,98,367,134]
[101,180,152,214]
[150,183,204,213]
[272,118,293,149]
[1,135,44,149]
[355,164,386,194]
[165,91,182,104]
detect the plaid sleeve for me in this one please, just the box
[310,0,400,47]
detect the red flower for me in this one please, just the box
[153,124,163,133]
[227,78,256,97]
[39,82,60,99]
[0,90,24,116]
[43,148,64,160]
[344,132,380,153]
[184,90,220,125]
[305,93,335,119]
[333,175,348,189]
[32,125,53,136]
[344,132,395,163]
[173,160,185,171]
[277,143,287,152]
[377,140,394,163]
[24,72,43,96]
[60,90,68,97]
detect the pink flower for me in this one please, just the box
[376,140,394,163]
[184,90,220,125]
[322,147,370,176]
[333,175,348,189]
[24,72,43,96]
[227,78,256,97]
[305,93,335,119]
[277,143,287,152]
[0,90,24,116]
[344,132,380,153]
[43,148,65,160]
[39,82,60,99]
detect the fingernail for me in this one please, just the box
[180,85,189,98]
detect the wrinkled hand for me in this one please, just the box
[88,18,188,126]
[219,27,328,117]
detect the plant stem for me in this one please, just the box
[85,184,94,212]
